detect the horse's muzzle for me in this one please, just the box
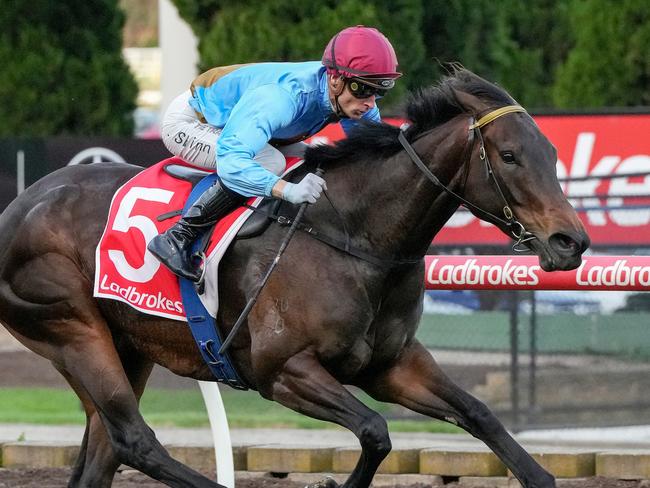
[539,231,590,271]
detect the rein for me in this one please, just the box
[398,104,536,252]
[244,199,421,268]
[244,105,538,268]
[249,105,537,268]
[219,105,539,355]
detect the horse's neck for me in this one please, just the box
[321,118,469,260]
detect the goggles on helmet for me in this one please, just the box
[347,77,395,99]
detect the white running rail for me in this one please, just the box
[198,381,234,488]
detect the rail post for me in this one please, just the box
[509,290,520,431]
[198,381,234,488]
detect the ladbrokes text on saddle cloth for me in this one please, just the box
[94,156,304,320]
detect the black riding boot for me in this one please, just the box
[147,180,245,282]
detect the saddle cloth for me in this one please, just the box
[93,156,304,320]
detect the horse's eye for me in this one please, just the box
[500,151,516,164]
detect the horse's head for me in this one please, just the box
[440,72,589,272]
[456,100,588,270]
[306,67,589,271]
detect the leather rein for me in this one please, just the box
[260,105,536,269]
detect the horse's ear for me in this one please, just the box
[451,88,484,114]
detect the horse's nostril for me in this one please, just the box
[549,233,579,255]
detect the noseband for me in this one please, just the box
[398,104,536,252]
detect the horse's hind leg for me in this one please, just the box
[58,368,115,488]
[55,351,154,488]
[50,317,224,488]
[360,340,555,488]
[260,349,391,488]
[6,306,222,488]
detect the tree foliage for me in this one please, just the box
[417,0,574,109]
[553,0,650,108]
[120,0,158,47]
[173,0,425,109]
[173,0,649,111]
[0,1,138,136]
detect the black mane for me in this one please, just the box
[304,67,517,168]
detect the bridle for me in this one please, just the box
[397,104,536,252]
[249,105,538,269]
[218,106,539,357]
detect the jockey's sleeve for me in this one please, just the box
[340,105,381,136]
[216,84,299,197]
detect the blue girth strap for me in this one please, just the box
[179,173,248,390]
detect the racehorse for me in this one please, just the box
[0,67,588,488]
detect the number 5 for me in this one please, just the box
[108,186,174,283]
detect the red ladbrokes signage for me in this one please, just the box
[424,255,650,291]
[311,114,650,247]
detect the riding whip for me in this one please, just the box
[218,167,324,354]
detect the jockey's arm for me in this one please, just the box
[268,107,382,198]
[214,85,299,198]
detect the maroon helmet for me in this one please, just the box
[322,26,402,81]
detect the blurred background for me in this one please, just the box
[1,0,650,433]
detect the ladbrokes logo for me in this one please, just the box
[577,259,650,287]
[99,274,183,313]
[424,257,650,290]
[426,258,540,286]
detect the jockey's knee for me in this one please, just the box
[254,144,287,176]
[161,90,218,169]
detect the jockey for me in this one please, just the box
[148,25,402,282]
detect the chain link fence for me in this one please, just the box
[413,289,650,431]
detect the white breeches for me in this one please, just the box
[160,91,307,175]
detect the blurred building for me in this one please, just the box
[121,0,198,138]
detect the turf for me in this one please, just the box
[0,387,461,433]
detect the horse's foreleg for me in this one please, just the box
[360,341,555,488]
[56,352,154,488]
[262,349,391,488]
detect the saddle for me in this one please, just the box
[162,163,281,240]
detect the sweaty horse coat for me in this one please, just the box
[0,68,589,488]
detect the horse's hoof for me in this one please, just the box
[304,476,339,488]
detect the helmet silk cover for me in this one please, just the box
[322,26,401,80]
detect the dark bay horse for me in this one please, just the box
[0,68,588,488]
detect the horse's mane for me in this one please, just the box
[304,67,517,168]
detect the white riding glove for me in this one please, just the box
[282,173,327,204]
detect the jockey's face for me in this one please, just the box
[328,75,377,119]
[340,82,377,119]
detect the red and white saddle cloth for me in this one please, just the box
[93,156,304,321]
